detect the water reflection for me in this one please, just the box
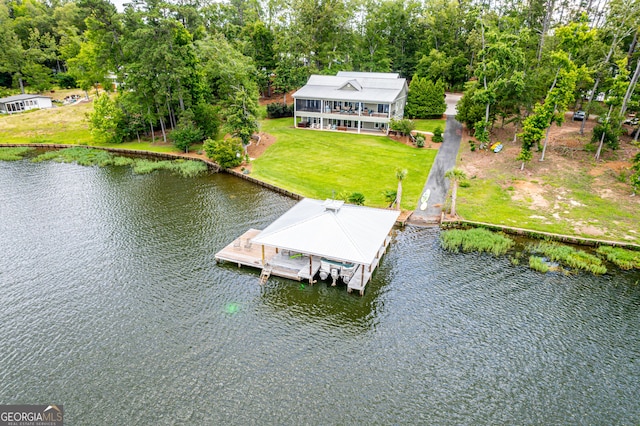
[1,160,639,424]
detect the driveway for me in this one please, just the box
[410,93,463,224]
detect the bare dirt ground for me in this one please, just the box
[457,114,640,240]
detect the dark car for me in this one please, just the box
[572,110,586,121]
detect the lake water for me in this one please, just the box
[1,160,639,424]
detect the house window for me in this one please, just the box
[378,104,389,114]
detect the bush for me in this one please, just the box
[432,126,443,143]
[415,134,425,147]
[592,122,622,151]
[56,73,77,89]
[266,103,294,118]
[469,140,476,151]
[204,138,243,168]
[389,118,415,136]
[347,192,365,205]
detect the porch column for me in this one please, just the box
[309,255,313,284]
[358,120,361,134]
[293,99,297,127]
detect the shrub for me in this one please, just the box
[266,103,294,118]
[592,122,622,151]
[204,138,243,168]
[459,180,470,188]
[432,126,443,143]
[56,73,77,89]
[415,134,425,147]
[389,118,415,136]
[468,139,476,151]
[347,192,365,205]
[382,189,397,206]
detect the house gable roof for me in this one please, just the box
[293,72,407,103]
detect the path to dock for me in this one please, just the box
[410,93,462,225]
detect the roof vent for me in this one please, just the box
[322,199,344,212]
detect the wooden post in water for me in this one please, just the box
[261,245,265,266]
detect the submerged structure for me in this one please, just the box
[215,198,399,295]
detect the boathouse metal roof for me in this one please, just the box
[251,198,400,265]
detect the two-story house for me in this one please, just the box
[292,71,408,134]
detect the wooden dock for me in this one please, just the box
[215,229,391,295]
[215,229,321,283]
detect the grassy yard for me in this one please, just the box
[455,160,640,243]
[0,101,94,144]
[254,118,437,210]
[413,119,446,133]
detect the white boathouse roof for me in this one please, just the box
[251,198,400,265]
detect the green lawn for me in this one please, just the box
[413,119,446,133]
[254,118,437,209]
[0,102,94,144]
[455,171,640,242]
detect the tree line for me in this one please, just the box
[1,0,640,174]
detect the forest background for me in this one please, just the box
[1,0,640,188]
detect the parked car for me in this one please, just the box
[572,110,586,121]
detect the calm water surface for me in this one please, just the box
[0,160,639,424]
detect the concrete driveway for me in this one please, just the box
[410,93,463,224]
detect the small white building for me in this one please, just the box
[0,94,53,114]
[292,71,408,134]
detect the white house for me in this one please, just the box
[292,71,408,134]
[0,94,53,114]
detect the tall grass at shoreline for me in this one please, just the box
[29,147,208,177]
[529,255,551,273]
[440,227,515,256]
[596,246,640,270]
[0,147,34,161]
[528,241,607,274]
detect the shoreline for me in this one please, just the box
[1,143,637,249]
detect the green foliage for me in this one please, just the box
[225,85,259,146]
[592,121,622,151]
[528,242,606,274]
[193,103,220,140]
[529,256,550,273]
[55,73,77,89]
[432,126,443,143]
[406,78,446,119]
[456,81,485,131]
[32,147,206,177]
[382,189,397,205]
[632,153,640,194]
[266,103,294,119]
[415,134,425,147]
[439,228,515,256]
[596,246,640,270]
[88,93,124,144]
[389,118,415,136]
[0,147,34,161]
[171,114,204,153]
[204,138,243,168]
[347,192,365,205]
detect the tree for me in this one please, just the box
[444,167,467,217]
[595,58,629,160]
[171,112,204,153]
[88,93,124,144]
[406,78,446,119]
[393,168,407,210]
[224,85,259,152]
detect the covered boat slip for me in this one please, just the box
[215,198,399,295]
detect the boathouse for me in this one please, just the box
[215,198,400,295]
